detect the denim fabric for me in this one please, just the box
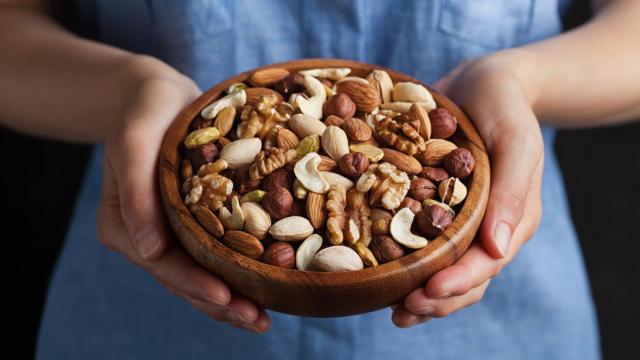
[37,1,599,359]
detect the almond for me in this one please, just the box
[416,139,458,166]
[342,117,372,142]
[192,205,224,238]
[276,128,300,150]
[318,154,338,171]
[245,87,284,106]
[222,230,264,259]
[408,103,431,140]
[321,125,350,161]
[382,148,422,175]
[248,67,290,87]
[335,80,381,113]
[306,192,326,229]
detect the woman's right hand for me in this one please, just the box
[96,57,270,333]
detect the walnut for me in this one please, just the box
[248,148,297,181]
[356,162,410,210]
[346,188,372,247]
[236,95,292,146]
[375,115,426,155]
[183,159,233,212]
[326,185,347,245]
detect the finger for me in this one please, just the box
[223,295,260,325]
[391,304,432,328]
[433,59,473,94]
[404,280,490,317]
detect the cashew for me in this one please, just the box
[320,171,354,190]
[335,76,370,85]
[367,70,394,104]
[299,67,351,80]
[218,196,245,230]
[389,208,428,249]
[201,90,247,119]
[290,75,326,119]
[379,101,436,113]
[295,234,323,270]
[294,152,330,194]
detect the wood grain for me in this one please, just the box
[159,59,490,317]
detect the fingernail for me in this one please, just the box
[414,305,434,315]
[225,311,250,324]
[494,221,512,258]
[133,225,162,259]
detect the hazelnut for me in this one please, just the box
[324,115,345,127]
[262,168,293,193]
[262,241,295,268]
[189,142,218,171]
[415,205,453,238]
[371,208,393,235]
[274,72,305,98]
[370,235,406,264]
[342,117,372,142]
[399,197,422,214]
[190,115,213,131]
[323,93,357,120]
[443,148,475,179]
[338,152,369,178]
[428,108,458,139]
[438,177,467,206]
[419,167,450,183]
[263,187,294,220]
[236,166,261,194]
[409,177,437,201]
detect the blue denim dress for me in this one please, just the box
[37,1,600,359]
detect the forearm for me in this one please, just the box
[0,8,183,142]
[502,0,640,127]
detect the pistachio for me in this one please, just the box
[240,202,271,239]
[269,216,315,241]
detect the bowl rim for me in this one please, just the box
[159,58,490,292]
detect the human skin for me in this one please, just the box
[1,0,639,332]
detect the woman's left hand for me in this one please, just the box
[392,52,545,327]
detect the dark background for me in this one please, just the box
[2,1,639,358]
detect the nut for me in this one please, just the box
[338,152,369,178]
[380,102,436,113]
[290,75,326,119]
[249,148,297,180]
[324,115,345,127]
[419,167,450,183]
[392,82,436,110]
[428,108,458,139]
[268,216,314,241]
[422,199,456,217]
[376,114,425,155]
[306,192,326,229]
[416,139,458,166]
[274,72,305,97]
[213,106,236,136]
[342,117,372,142]
[438,177,468,206]
[310,246,364,272]
[323,93,356,119]
[357,162,410,210]
[222,230,264,259]
[335,79,380,112]
[263,187,294,220]
[218,196,245,230]
[352,242,378,267]
[289,113,327,139]
[443,148,475,179]
[189,142,219,171]
[219,138,262,169]
[399,197,422,214]
[389,207,429,249]
[318,154,338,171]
[382,148,422,175]
[240,189,266,203]
[295,234,323,270]
[349,143,384,162]
[370,235,406,264]
[217,137,231,148]
[236,165,261,194]
[367,69,394,104]
[249,67,290,87]
[409,177,437,201]
[294,152,330,193]
[276,128,300,150]
[240,201,271,239]
[321,125,350,161]
[299,67,351,80]
[262,241,295,268]
[245,87,284,107]
[292,178,308,200]
[181,159,193,181]
[192,205,224,238]
[346,188,372,246]
[191,115,213,131]
[371,208,393,235]
[415,204,453,238]
[262,168,292,193]
[295,134,321,158]
[184,127,221,149]
[320,171,354,190]
[201,90,247,119]
[226,82,248,94]
[409,103,431,140]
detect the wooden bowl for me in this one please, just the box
[159,59,489,317]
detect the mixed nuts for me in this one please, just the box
[180,66,475,272]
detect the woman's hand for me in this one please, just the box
[392,52,545,327]
[96,57,270,333]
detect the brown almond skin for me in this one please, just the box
[249,67,290,87]
[323,93,357,120]
[263,187,294,220]
[306,192,327,229]
[262,168,292,193]
[274,73,305,98]
[342,117,372,142]
[324,115,345,127]
[262,241,295,268]
[419,167,450,183]
[338,152,369,178]
[318,155,339,171]
[370,235,406,264]
[223,230,264,259]
[409,178,437,202]
[371,209,393,235]
[415,205,453,238]
[399,197,422,214]
[189,142,219,171]
[382,148,422,174]
[443,148,475,179]
[429,108,458,139]
[192,205,224,238]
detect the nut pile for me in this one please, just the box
[180,66,475,272]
